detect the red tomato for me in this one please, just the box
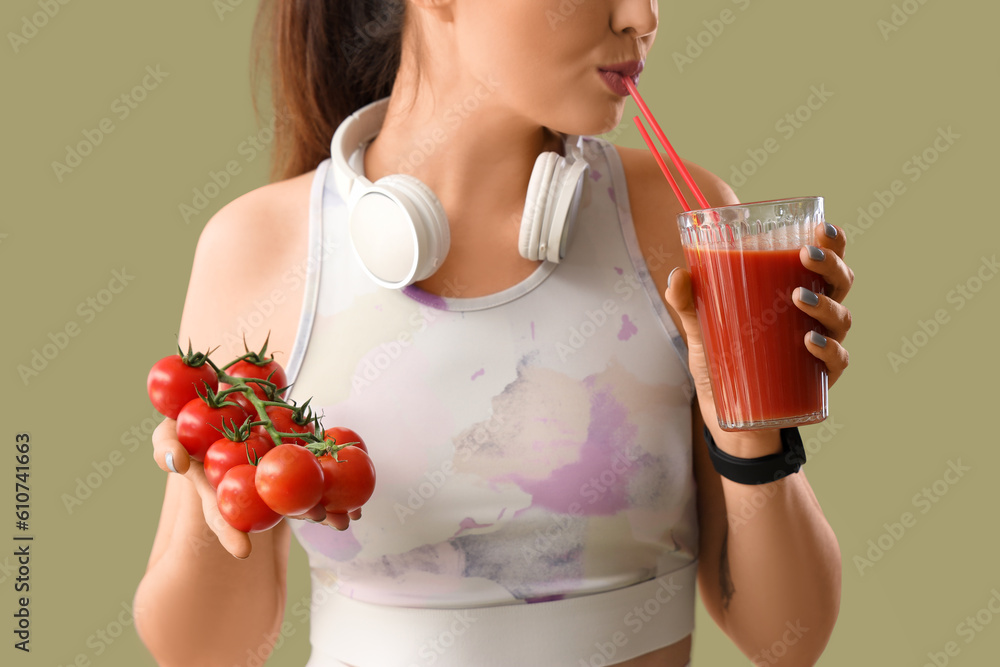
[204,433,274,489]
[175,398,248,462]
[217,464,282,533]
[319,446,376,514]
[255,445,324,516]
[147,354,218,419]
[323,427,368,454]
[223,358,288,401]
[262,405,315,446]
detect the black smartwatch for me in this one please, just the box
[703,425,806,485]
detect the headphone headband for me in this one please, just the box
[331,97,390,201]
[329,97,590,289]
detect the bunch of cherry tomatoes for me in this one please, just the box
[147,337,375,533]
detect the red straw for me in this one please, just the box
[623,76,711,210]
[633,116,690,211]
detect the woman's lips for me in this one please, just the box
[598,69,637,97]
[597,60,643,97]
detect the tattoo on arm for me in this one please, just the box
[720,530,734,610]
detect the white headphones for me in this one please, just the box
[330,97,591,289]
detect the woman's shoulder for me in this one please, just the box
[607,143,740,342]
[180,167,320,360]
[200,168,317,254]
[610,143,739,211]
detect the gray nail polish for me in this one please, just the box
[824,223,838,239]
[809,331,828,348]
[667,266,679,289]
[807,245,826,262]
[799,288,820,307]
[165,451,178,474]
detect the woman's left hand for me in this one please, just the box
[791,222,853,387]
[666,221,854,405]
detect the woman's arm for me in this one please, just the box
[619,147,845,663]
[691,400,841,665]
[134,475,291,666]
[670,173,849,664]
[134,177,312,666]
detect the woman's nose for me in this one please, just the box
[611,0,658,39]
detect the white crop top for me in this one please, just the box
[283,134,700,666]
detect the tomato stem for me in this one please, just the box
[204,344,327,448]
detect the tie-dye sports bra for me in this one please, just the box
[284,134,700,667]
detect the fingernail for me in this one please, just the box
[667,266,679,289]
[809,331,828,348]
[798,288,820,307]
[165,451,178,474]
[824,223,838,239]
[807,245,826,262]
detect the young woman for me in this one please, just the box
[135,1,852,665]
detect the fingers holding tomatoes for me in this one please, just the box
[151,418,255,558]
[152,418,190,475]
[189,463,255,559]
[147,335,377,550]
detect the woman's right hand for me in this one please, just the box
[151,419,361,558]
[152,418,255,558]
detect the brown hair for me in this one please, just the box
[250,0,408,183]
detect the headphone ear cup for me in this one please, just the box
[348,173,451,289]
[518,145,590,263]
[547,157,590,262]
[518,152,561,261]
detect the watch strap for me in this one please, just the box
[703,425,806,485]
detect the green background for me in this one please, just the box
[3,0,997,665]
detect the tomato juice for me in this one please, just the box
[684,244,828,430]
